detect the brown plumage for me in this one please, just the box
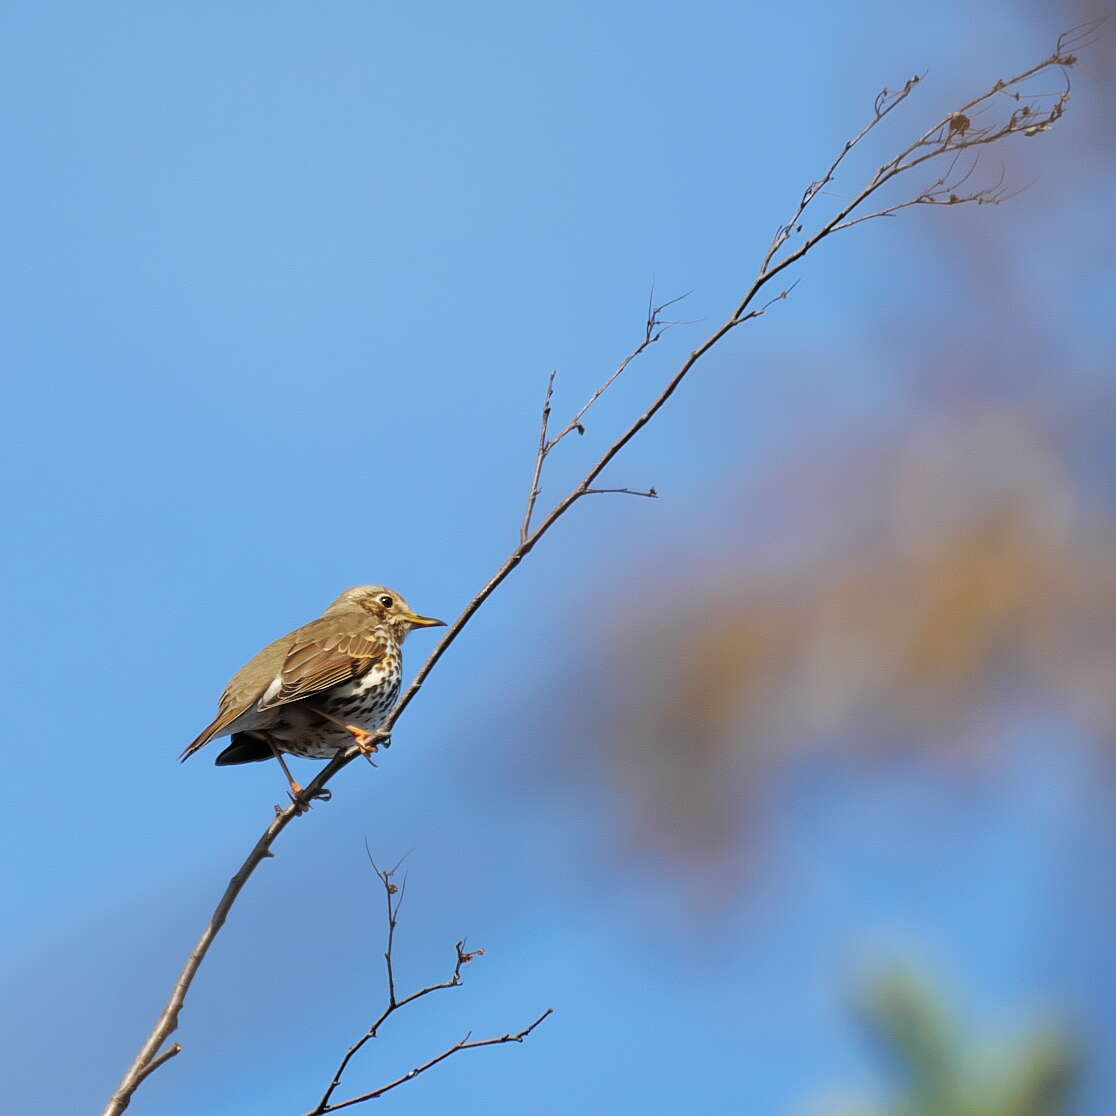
[182,586,444,802]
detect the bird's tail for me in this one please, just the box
[215,734,275,766]
[179,717,225,763]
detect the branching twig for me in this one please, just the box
[548,286,694,453]
[762,74,924,272]
[301,1012,554,1115]
[519,284,688,542]
[520,370,556,545]
[101,26,1092,1115]
[303,857,547,1116]
[584,486,659,499]
[131,1044,181,1088]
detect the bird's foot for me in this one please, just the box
[287,783,332,815]
[350,728,390,758]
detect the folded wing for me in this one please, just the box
[180,616,387,763]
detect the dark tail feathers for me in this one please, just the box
[214,733,275,766]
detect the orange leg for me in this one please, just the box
[310,707,387,756]
[264,738,313,812]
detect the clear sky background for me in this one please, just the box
[1,1,1113,1114]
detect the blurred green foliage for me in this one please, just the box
[834,969,1077,1116]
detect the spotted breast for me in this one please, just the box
[266,651,403,759]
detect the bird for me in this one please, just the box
[181,586,444,807]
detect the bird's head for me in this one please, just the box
[326,585,445,642]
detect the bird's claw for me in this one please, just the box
[287,785,332,814]
[354,730,390,758]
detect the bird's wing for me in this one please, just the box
[179,615,389,763]
[256,615,389,711]
[179,632,294,762]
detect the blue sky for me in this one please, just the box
[2,1,1112,1113]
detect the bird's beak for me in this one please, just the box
[404,612,446,628]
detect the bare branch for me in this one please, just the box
[364,844,410,1008]
[733,37,1082,341]
[516,285,691,539]
[131,1044,181,1088]
[306,861,542,1116]
[101,809,304,1114]
[763,74,924,270]
[584,486,658,499]
[520,370,555,545]
[830,160,1014,232]
[302,1011,553,1115]
[102,27,1088,1115]
[733,281,800,326]
[547,287,692,454]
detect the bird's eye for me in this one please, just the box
[378,594,394,608]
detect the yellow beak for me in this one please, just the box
[403,612,446,628]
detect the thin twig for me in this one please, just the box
[584,487,658,499]
[301,1011,553,1115]
[101,28,1088,1114]
[101,809,302,1114]
[131,1044,181,1088]
[311,859,492,1113]
[366,845,408,1008]
[518,285,691,541]
[763,74,924,271]
[548,288,692,454]
[521,370,555,545]
[734,281,801,326]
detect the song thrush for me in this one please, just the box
[181,586,444,806]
